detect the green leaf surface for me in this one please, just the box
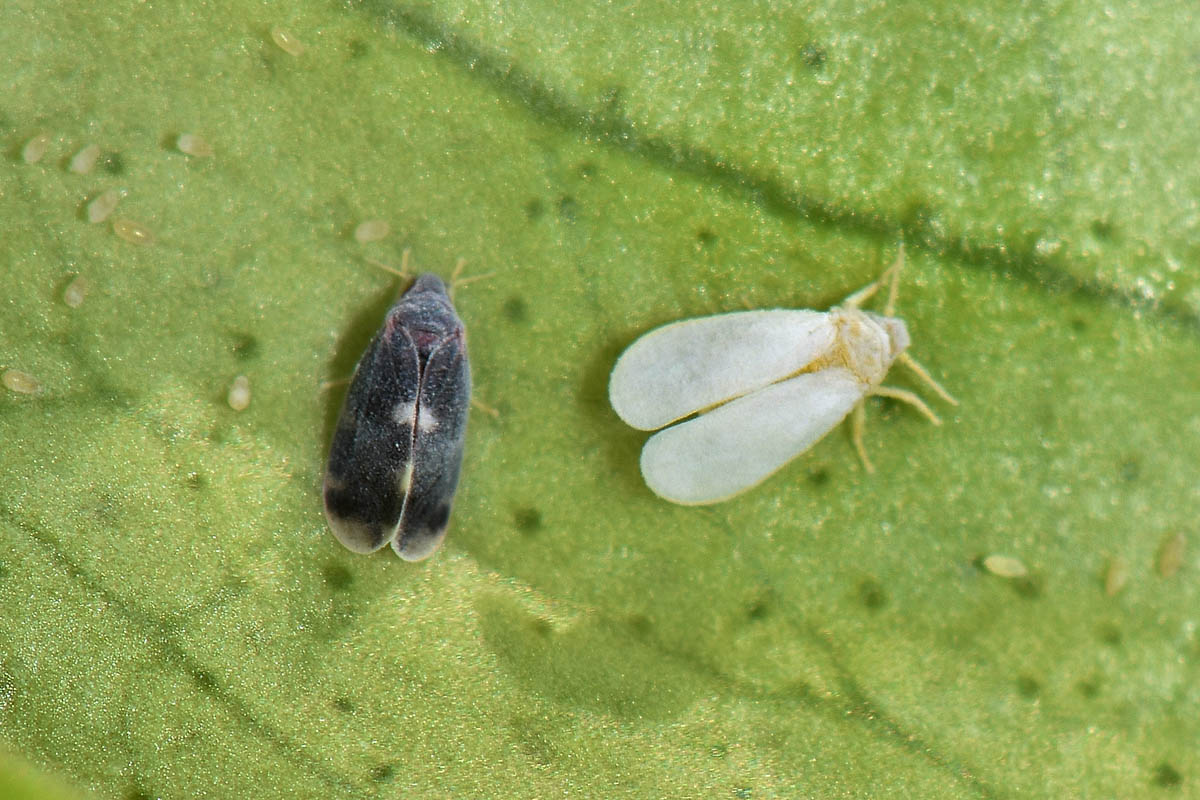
[2,1,1197,797]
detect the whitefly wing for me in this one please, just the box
[639,368,865,505]
[609,310,836,431]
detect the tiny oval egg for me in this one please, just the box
[177,133,213,157]
[270,27,305,56]
[1158,532,1185,578]
[69,144,101,174]
[22,133,51,164]
[1103,557,1129,597]
[87,189,124,224]
[983,554,1028,579]
[112,219,155,245]
[354,219,391,243]
[227,375,251,411]
[63,275,90,308]
[3,369,41,395]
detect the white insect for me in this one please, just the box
[608,247,957,505]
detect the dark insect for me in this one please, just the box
[324,273,470,561]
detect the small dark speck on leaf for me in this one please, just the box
[232,333,260,361]
[932,82,955,105]
[322,563,353,591]
[348,39,368,59]
[502,296,528,324]
[524,198,544,221]
[1118,458,1140,482]
[1098,622,1122,647]
[1015,675,1040,698]
[696,227,718,248]
[1091,218,1116,240]
[184,471,206,490]
[1070,317,1087,332]
[900,200,941,240]
[513,506,542,533]
[1010,574,1042,599]
[627,613,652,639]
[599,85,625,113]
[557,195,578,222]
[1153,762,1183,788]
[800,43,826,68]
[191,669,217,691]
[858,578,887,611]
[1077,678,1100,699]
[101,151,125,175]
[746,598,770,621]
[807,467,830,486]
[333,697,354,713]
[577,161,596,179]
[371,764,395,783]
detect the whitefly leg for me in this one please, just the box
[367,247,414,280]
[446,257,494,300]
[850,402,874,474]
[841,244,905,312]
[871,385,942,425]
[881,244,904,316]
[896,352,959,406]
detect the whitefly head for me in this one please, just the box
[402,273,450,307]
[872,312,910,359]
[387,273,459,339]
[829,308,911,387]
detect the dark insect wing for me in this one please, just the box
[393,328,471,561]
[323,323,421,553]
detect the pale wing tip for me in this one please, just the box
[393,526,448,561]
[609,354,666,431]
[325,514,395,554]
[644,482,731,506]
[640,443,748,506]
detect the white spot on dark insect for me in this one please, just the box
[417,406,439,433]
[392,400,416,426]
